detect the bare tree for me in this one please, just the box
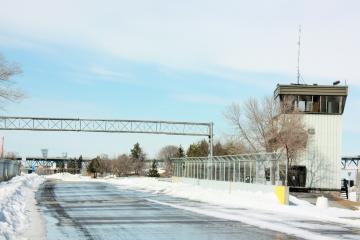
[225,98,272,152]
[99,159,113,176]
[213,140,248,155]
[222,140,248,155]
[0,54,24,106]
[158,145,178,176]
[224,96,308,168]
[269,97,308,168]
[113,154,133,177]
[4,151,19,160]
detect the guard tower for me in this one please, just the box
[274,83,348,190]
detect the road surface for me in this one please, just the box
[36,180,299,240]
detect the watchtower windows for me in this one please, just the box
[278,94,345,114]
[274,84,347,115]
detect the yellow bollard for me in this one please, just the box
[274,186,289,205]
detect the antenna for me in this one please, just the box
[297,25,302,84]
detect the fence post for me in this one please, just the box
[214,160,217,180]
[250,161,252,183]
[223,161,225,181]
[239,160,241,182]
[255,160,258,183]
[244,161,246,183]
[185,161,187,177]
[197,161,199,179]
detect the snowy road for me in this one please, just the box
[36,180,299,240]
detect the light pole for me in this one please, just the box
[208,122,214,180]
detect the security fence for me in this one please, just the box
[171,153,282,185]
[0,159,21,182]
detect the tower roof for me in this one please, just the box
[274,84,348,98]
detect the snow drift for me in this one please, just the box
[0,174,44,240]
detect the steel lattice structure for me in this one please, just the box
[342,156,360,169]
[0,116,214,156]
[0,116,212,136]
[25,157,92,168]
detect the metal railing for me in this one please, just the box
[0,159,20,182]
[171,153,281,185]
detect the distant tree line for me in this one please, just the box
[87,142,150,178]
[85,137,250,178]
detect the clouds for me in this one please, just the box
[88,66,134,84]
[173,93,231,106]
[1,0,360,85]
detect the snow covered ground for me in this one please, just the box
[0,174,44,240]
[2,173,359,240]
[47,173,360,240]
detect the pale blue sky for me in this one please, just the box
[0,0,359,158]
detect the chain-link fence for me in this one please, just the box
[0,159,20,182]
[171,153,282,185]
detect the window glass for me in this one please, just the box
[298,100,305,111]
[320,96,326,113]
[339,96,344,114]
[312,96,320,112]
[327,96,340,113]
[298,95,312,112]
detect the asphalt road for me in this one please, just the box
[36,180,299,240]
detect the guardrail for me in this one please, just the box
[0,159,20,182]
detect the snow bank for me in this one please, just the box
[0,174,44,240]
[45,172,92,182]
[106,177,280,208]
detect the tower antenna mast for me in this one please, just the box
[297,25,302,84]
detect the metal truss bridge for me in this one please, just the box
[25,156,92,168]
[342,156,360,169]
[0,116,214,155]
